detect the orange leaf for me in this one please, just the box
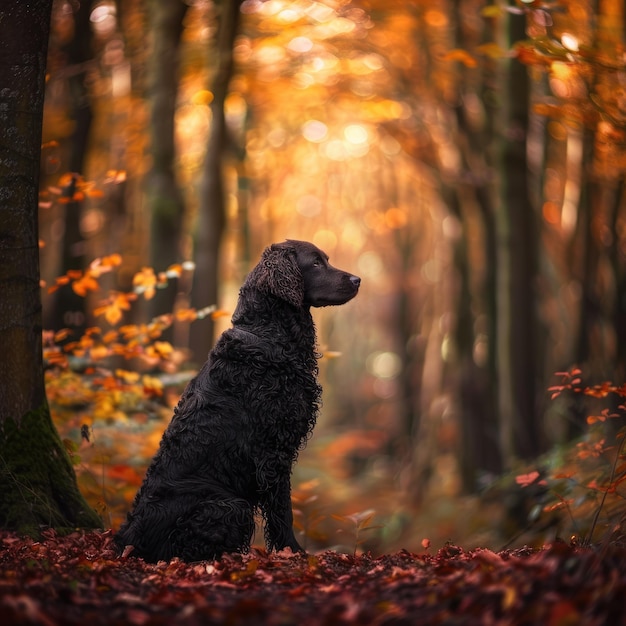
[175,308,198,322]
[90,345,109,360]
[587,415,606,424]
[119,324,140,339]
[54,328,73,342]
[166,263,183,277]
[105,169,127,183]
[211,309,231,320]
[44,349,68,367]
[102,330,119,344]
[72,274,99,297]
[553,472,574,479]
[515,471,541,487]
[443,49,478,68]
[101,293,133,325]
[106,464,143,485]
[102,253,122,267]
[133,267,157,299]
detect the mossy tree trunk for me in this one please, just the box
[0,1,101,534]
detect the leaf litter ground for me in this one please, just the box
[1,530,625,625]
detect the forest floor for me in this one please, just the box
[1,530,625,625]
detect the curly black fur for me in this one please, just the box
[114,240,360,562]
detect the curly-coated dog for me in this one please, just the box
[115,240,360,562]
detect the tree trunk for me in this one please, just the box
[145,0,188,325]
[0,1,101,534]
[449,2,502,488]
[46,0,94,334]
[496,10,541,465]
[190,0,242,364]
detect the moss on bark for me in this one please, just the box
[0,403,102,536]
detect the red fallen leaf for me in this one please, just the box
[547,600,581,625]
[125,608,151,625]
[121,544,136,558]
[107,465,143,485]
[473,548,505,567]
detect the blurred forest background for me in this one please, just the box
[40,0,626,553]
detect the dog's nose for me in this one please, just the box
[350,275,361,288]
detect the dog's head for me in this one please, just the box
[252,240,360,308]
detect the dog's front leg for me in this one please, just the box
[259,473,303,553]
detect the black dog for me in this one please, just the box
[115,240,360,562]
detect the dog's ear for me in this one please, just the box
[251,242,304,307]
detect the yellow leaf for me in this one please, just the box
[116,369,140,383]
[133,267,157,299]
[142,375,163,397]
[481,5,502,18]
[476,43,507,59]
[153,341,174,358]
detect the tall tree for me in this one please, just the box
[46,0,95,334]
[190,0,243,364]
[0,1,101,533]
[495,9,542,465]
[145,0,189,322]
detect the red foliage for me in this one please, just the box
[1,531,626,625]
